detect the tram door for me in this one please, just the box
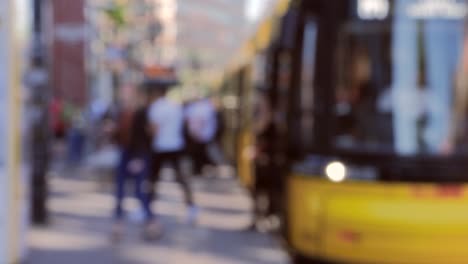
[0,0,31,263]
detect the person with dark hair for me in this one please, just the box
[112,87,157,241]
[146,79,198,225]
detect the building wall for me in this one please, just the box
[155,0,178,65]
[51,0,87,106]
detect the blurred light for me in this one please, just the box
[407,0,468,19]
[325,161,347,182]
[245,0,269,22]
[358,0,389,20]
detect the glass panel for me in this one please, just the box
[335,0,468,157]
[300,18,318,150]
[277,51,292,134]
[253,54,266,87]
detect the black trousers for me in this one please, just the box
[150,151,194,206]
[189,141,215,175]
[252,158,281,219]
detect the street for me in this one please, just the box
[28,168,290,264]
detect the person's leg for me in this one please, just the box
[200,143,214,174]
[246,167,263,231]
[111,149,130,241]
[114,150,129,220]
[266,164,278,217]
[193,142,214,176]
[253,165,267,222]
[205,142,218,166]
[67,129,76,166]
[171,152,194,207]
[142,152,163,241]
[172,151,198,225]
[149,152,162,203]
[192,142,204,175]
[201,142,221,177]
[207,141,225,166]
[134,154,154,222]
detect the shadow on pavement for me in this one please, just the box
[29,166,289,264]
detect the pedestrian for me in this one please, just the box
[146,78,198,225]
[185,96,218,176]
[112,87,159,241]
[66,104,86,168]
[248,86,277,231]
[88,99,109,151]
[49,94,66,140]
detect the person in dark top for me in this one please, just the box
[112,88,158,241]
[248,87,276,231]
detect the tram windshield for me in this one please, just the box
[334,0,468,157]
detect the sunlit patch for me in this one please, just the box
[29,230,105,251]
[358,0,390,20]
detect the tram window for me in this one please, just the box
[299,18,318,151]
[253,54,266,86]
[335,0,468,156]
[276,51,292,134]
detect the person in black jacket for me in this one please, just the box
[112,87,159,241]
[248,87,276,231]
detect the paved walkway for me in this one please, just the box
[28,170,290,264]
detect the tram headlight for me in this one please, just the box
[325,161,347,182]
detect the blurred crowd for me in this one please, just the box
[47,72,227,240]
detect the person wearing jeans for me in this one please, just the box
[112,93,157,241]
[114,150,153,222]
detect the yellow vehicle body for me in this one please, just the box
[289,175,468,264]
[237,130,255,189]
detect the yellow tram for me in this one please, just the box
[221,0,468,263]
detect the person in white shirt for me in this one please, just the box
[146,79,197,225]
[185,97,218,175]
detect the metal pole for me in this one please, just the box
[30,0,49,225]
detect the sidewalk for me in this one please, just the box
[28,167,290,264]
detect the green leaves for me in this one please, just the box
[105,5,126,28]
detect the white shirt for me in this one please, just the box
[185,99,217,143]
[149,97,185,152]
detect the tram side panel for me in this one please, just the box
[236,66,256,190]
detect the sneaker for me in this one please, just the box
[187,206,199,226]
[128,208,145,224]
